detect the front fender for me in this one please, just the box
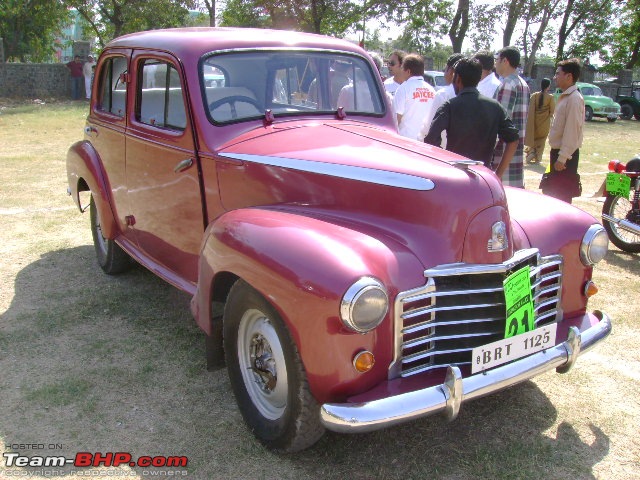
[193,207,426,403]
[66,140,118,239]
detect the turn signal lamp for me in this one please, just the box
[584,281,599,298]
[353,351,375,373]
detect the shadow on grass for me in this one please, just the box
[0,246,610,479]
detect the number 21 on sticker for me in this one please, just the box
[503,266,535,338]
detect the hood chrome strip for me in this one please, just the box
[218,152,435,191]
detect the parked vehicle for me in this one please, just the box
[67,28,611,452]
[423,70,446,91]
[615,81,640,121]
[601,156,640,252]
[555,82,621,122]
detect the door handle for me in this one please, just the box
[174,158,193,173]
[84,126,98,137]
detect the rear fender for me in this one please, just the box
[66,140,118,239]
[193,207,426,403]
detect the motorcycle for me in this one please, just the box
[599,155,640,253]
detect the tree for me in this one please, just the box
[64,0,197,47]
[220,0,362,36]
[555,0,613,63]
[448,0,469,53]
[201,0,216,26]
[0,0,71,62]
[502,0,527,47]
[376,0,453,54]
[606,0,640,71]
[520,0,562,77]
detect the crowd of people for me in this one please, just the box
[380,47,585,203]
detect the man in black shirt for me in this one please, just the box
[424,57,519,176]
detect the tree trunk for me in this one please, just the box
[204,0,215,26]
[503,0,526,46]
[448,0,469,53]
[624,36,640,69]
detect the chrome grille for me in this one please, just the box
[390,249,563,378]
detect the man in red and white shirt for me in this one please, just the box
[393,54,436,140]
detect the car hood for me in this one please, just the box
[214,120,513,266]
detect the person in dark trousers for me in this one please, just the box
[424,57,519,172]
[66,55,84,100]
[540,58,584,204]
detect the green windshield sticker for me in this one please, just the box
[503,266,534,338]
[605,172,631,197]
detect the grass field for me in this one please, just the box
[1,101,639,479]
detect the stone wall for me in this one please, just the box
[0,63,72,98]
[0,41,92,99]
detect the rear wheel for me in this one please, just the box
[635,113,640,121]
[223,280,324,452]
[585,106,593,121]
[90,195,131,274]
[602,194,640,253]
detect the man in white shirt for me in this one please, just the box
[383,50,406,96]
[418,53,463,144]
[474,51,502,98]
[83,55,96,99]
[393,54,436,140]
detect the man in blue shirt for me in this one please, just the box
[424,57,519,174]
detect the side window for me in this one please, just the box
[137,60,187,131]
[97,56,128,117]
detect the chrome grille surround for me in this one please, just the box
[390,248,563,379]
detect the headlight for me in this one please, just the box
[340,277,389,333]
[580,224,609,265]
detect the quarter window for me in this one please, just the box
[97,56,128,117]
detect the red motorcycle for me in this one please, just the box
[601,155,640,253]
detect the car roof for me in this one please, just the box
[424,70,443,75]
[106,27,366,59]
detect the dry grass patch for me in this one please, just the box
[1,103,639,479]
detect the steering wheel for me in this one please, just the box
[208,95,262,119]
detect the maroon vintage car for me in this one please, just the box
[67,28,611,452]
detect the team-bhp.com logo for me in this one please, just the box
[3,452,188,468]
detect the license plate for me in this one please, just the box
[471,323,557,374]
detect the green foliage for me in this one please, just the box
[220,0,363,36]
[64,0,197,46]
[0,0,71,62]
[605,0,640,71]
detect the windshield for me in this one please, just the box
[201,50,385,124]
[581,85,603,96]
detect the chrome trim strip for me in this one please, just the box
[423,248,540,277]
[218,152,436,191]
[320,311,611,433]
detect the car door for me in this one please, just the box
[124,51,204,288]
[88,50,131,238]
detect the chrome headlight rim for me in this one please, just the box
[340,277,389,334]
[580,224,609,266]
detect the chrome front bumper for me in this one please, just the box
[320,311,611,433]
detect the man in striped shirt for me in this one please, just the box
[492,46,530,188]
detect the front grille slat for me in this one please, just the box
[390,249,563,379]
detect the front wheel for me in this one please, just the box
[90,195,131,274]
[585,106,593,121]
[620,104,633,120]
[223,280,324,452]
[602,194,640,252]
[607,117,617,123]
